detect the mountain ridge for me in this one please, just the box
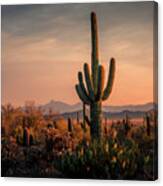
[39,100,155,114]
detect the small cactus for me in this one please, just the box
[68,117,73,132]
[145,113,151,136]
[76,111,80,124]
[123,112,130,136]
[23,127,30,146]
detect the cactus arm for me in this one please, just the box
[91,12,99,93]
[96,65,105,101]
[75,84,91,105]
[84,63,95,101]
[102,58,116,101]
[78,71,90,99]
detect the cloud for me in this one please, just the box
[1,2,155,105]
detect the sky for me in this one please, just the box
[1,2,156,106]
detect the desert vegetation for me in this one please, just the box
[1,12,158,180]
[1,102,158,179]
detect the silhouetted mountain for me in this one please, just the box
[39,100,155,115]
[39,100,82,114]
[103,102,155,113]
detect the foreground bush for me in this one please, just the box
[54,135,157,180]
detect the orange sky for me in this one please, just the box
[1,2,155,106]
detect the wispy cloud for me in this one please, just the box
[1,2,155,106]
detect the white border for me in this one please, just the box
[0,0,162,185]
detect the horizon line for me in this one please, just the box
[1,100,156,108]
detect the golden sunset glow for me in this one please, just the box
[2,2,155,106]
[1,2,158,180]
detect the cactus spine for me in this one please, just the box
[75,12,116,140]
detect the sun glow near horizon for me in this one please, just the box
[2,2,155,107]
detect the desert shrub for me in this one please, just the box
[1,105,157,179]
[54,135,156,180]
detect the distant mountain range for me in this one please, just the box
[39,100,155,115]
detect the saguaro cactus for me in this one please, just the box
[75,12,116,140]
[68,117,73,133]
[145,113,151,136]
[23,127,30,146]
[123,112,130,136]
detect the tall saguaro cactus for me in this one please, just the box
[75,12,116,140]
